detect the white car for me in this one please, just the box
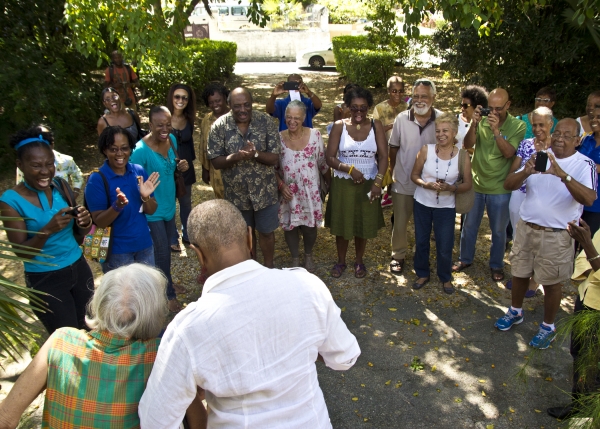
[296,44,335,69]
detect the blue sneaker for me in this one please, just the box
[529,324,556,349]
[494,308,524,331]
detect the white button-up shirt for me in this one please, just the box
[139,260,360,428]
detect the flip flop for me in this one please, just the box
[331,263,347,278]
[390,258,404,275]
[354,263,367,278]
[452,261,472,272]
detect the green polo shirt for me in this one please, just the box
[471,113,526,194]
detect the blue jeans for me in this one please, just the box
[170,184,193,245]
[101,245,155,274]
[459,192,511,269]
[413,200,456,283]
[149,217,176,300]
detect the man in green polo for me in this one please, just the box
[453,88,526,281]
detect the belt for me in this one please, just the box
[525,221,565,232]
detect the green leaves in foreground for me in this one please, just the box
[0,216,50,361]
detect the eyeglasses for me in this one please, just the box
[535,97,552,103]
[103,95,119,103]
[107,146,131,154]
[349,106,368,113]
[389,89,404,94]
[174,95,189,101]
[460,103,472,109]
[552,132,576,141]
[488,100,509,113]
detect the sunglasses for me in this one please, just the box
[460,103,472,109]
[174,95,189,101]
[349,106,368,113]
[107,146,131,154]
[104,95,119,102]
[535,97,552,103]
[389,89,404,94]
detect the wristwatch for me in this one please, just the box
[562,175,572,183]
[254,151,259,158]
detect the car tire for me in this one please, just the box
[309,56,325,69]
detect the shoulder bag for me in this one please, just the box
[168,135,187,199]
[454,149,475,214]
[81,171,113,264]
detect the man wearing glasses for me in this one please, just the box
[495,119,597,349]
[453,88,526,281]
[388,78,442,275]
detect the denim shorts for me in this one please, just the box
[240,203,279,234]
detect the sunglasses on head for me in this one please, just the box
[349,106,368,113]
[414,79,433,87]
[174,94,189,101]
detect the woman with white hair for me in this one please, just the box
[0,264,205,429]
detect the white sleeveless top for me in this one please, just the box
[414,144,460,208]
[334,121,379,180]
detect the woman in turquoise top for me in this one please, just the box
[130,106,189,313]
[0,125,94,334]
[517,87,558,139]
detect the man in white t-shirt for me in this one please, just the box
[139,199,361,429]
[494,118,597,349]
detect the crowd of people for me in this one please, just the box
[1,55,600,426]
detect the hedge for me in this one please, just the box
[139,40,237,103]
[332,36,399,88]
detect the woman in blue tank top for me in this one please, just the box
[0,125,94,334]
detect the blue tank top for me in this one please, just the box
[0,188,82,272]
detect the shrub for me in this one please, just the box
[332,35,398,87]
[431,0,600,117]
[335,48,396,88]
[139,40,237,103]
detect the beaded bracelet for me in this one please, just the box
[112,201,125,212]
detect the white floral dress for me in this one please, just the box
[278,128,329,230]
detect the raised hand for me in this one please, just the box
[272,81,286,96]
[141,172,160,198]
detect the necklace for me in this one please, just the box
[288,128,304,141]
[435,144,455,204]
[355,123,361,130]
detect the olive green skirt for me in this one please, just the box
[325,176,385,240]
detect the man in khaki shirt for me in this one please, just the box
[547,219,600,420]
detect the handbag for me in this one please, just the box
[169,134,187,199]
[128,109,149,140]
[454,149,475,214]
[381,168,393,188]
[81,171,113,264]
[52,177,88,244]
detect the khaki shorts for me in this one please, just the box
[509,219,574,285]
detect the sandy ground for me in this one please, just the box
[0,66,576,428]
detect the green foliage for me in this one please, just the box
[315,0,370,24]
[332,35,400,87]
[262,0,306,29]
[0,217,49,361]
[432,0,600,117]
[139,40,237,104]
[0,0,101,171]
[365,0,399,48]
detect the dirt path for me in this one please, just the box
[0,67,571,428]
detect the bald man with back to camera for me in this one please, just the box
[139,199,360,428]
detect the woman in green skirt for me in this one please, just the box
[325,86,388,278]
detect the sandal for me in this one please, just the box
[491,268,505,282]
[354,263,367,278]
[330,263,347,278]
[390,258,404,276]
[442,282,455,294]
[170,244,182,252]
[412,277,430,290]
[452,261,472,272]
